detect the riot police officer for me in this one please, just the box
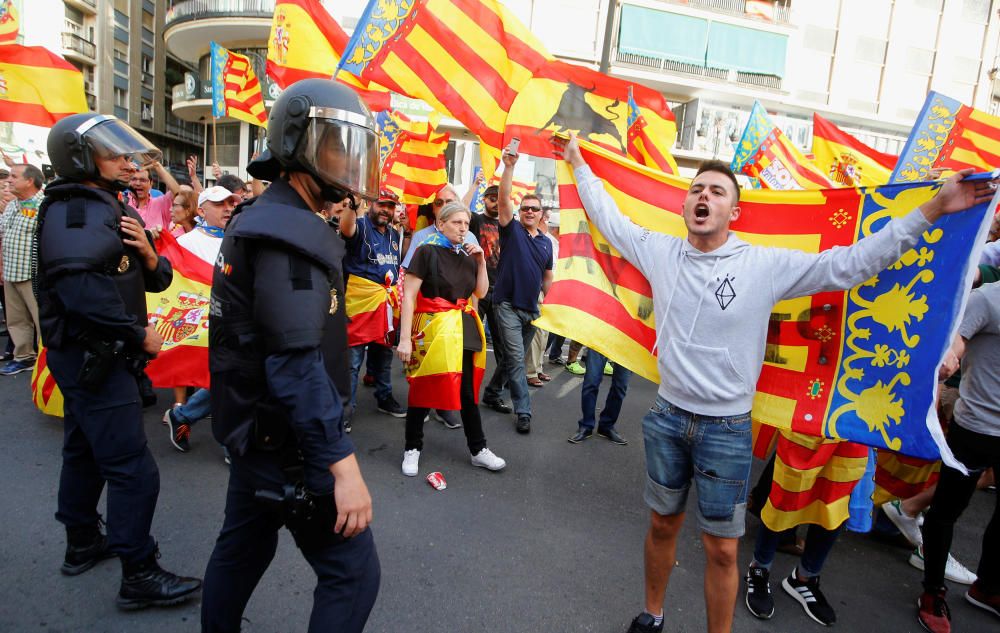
[38,113,202,608]
[201,79,380,633]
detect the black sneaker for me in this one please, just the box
[377,397,407,418]
[516,415,531,434]
[165,409,190,453]
[783,570,836,626]
[626,612,663,633]
[482,398,512,414]
[745,565,775,619]
[62,524,114,576]
[117,553,201,610]
[597,427,628,445]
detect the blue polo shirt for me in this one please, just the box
[493,220,552,313]
[343,215,402,286]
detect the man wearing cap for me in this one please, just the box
[163,185,241,453]
[340,187,407,426]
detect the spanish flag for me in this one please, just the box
[404,295,486,410]
[339,0,553,156]
[345,274,400,348]
[210,42,267,127]
[538,138,993,462]
[377,110,450,205]
[812,113,896,188]
[892,91,1000,183]
[0,44,87,127]
[267,0,390,111]
[0,0,19,45]
[145,231,214,389]
[731,101,831,190]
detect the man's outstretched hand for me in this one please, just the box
[552,132,586,169]
[921,168,999,223]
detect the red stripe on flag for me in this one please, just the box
[559,233,652,297]
[951,134,1000,168]
[390,149,446,171]
[147,347,210,389]
[768,477,861,511]
[407,372,462,409]
[450,0,550,71]
[266,62,391,110]
[0,102,76,127]
[545,280,657,350]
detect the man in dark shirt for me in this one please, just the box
[481,146,552,434]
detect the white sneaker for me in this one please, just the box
[471,448,506,471]
[908,546,978,585]
[882,500,923,547]
[401,449,420,477]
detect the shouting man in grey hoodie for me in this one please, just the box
[559,132,996,633]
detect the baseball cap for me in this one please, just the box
[484,184,499,197]
[198,185,242,207]
[376,188,400,204]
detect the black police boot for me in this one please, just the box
[117,551,202,610]
[61,523,114,576]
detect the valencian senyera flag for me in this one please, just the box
[211,41,267,126]
[0,44,87,127]
[267,0,390,111]
[489,175,536,206]
[0,0,19,44]
[812,113,897,188]
[338,0,552,159]
[891,91,1000,183]
[31,232,213,416]
[538,138,998,468]
[377,110,449,205]
[732,101,832,190]
[145,231,213,389]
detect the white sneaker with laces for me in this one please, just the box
[882,499,923,546]
[908,546,978,585]
[401,449,420,477]
[471,448,506,471]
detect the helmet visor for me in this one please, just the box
[82,116,162,166]
[299,112,379,202]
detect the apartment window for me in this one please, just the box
[114,87,128,107]
[905,47,935,75]
[140,100,153,123]
[803,26,836,55]
[962,0,990,22]
[855,36,887,65]
[914,0,941,10]
[952,55,981,84]
[142,10,153,31]
[114,39,128,63]
[114,0,129,13]
[65,5,84,23]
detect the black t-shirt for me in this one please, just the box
[407,245,482,351]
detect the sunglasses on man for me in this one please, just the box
[520,205,541,213]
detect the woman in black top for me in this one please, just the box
[396,202,506,476]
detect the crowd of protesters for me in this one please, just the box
[0,129,997,633]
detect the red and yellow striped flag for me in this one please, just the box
[892,91,1000,182]
[732,101,831,190]
[627,86,679,175]
[31,348,64,417]
[266,0,390,111]
[345,275,400,348]
[540,138,992,462]
[0,0,19,45]
[872,451,939,506]
[339,0,552,156]
[0,44,87,127]
[377,110,449,205]
[488,175,536,206]
[211,42,267,126]
[812,113,896,188]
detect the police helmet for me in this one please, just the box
[48,113,161,182]
[263,79,379,202]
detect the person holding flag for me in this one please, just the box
[557,132,998,633]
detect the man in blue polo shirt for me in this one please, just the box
[341,189,407,428]
[481,144,553,434]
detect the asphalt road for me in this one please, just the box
[0,350,994,633]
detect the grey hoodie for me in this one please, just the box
[574,165,932,417]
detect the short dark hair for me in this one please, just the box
[217,173,246,194]
[520,193,541,207]
[695,160,741,202]
[15,164,44,189]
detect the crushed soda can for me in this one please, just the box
[426,471,447,491]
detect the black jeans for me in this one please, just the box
[405,351,487,455]
[922,422,1000,593]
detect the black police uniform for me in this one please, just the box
[201,178,380,633]
[36,180,172,566]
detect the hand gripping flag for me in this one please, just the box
[267,0,391,111]
[812,113,897,188]
[145,231,214,389]
[732,101,832,190]
[377,110,449,205]
[0,44,87,127]
[339,0,553,157]
[891,91,1000,183]
[0,0,19,45]
[210,42,267,126]
[538,138,997,467]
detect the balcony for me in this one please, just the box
[164,0,274,64]
[613,48,783,92]
[64,0,97,15]
[61,31,96,64]
[659,0,791,24]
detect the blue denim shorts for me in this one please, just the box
[642,395,753,538]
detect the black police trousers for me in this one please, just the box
[48,345,159,564]
[201,449,380,633]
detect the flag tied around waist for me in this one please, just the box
[145,231,214,389]
[537,139,997,465]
